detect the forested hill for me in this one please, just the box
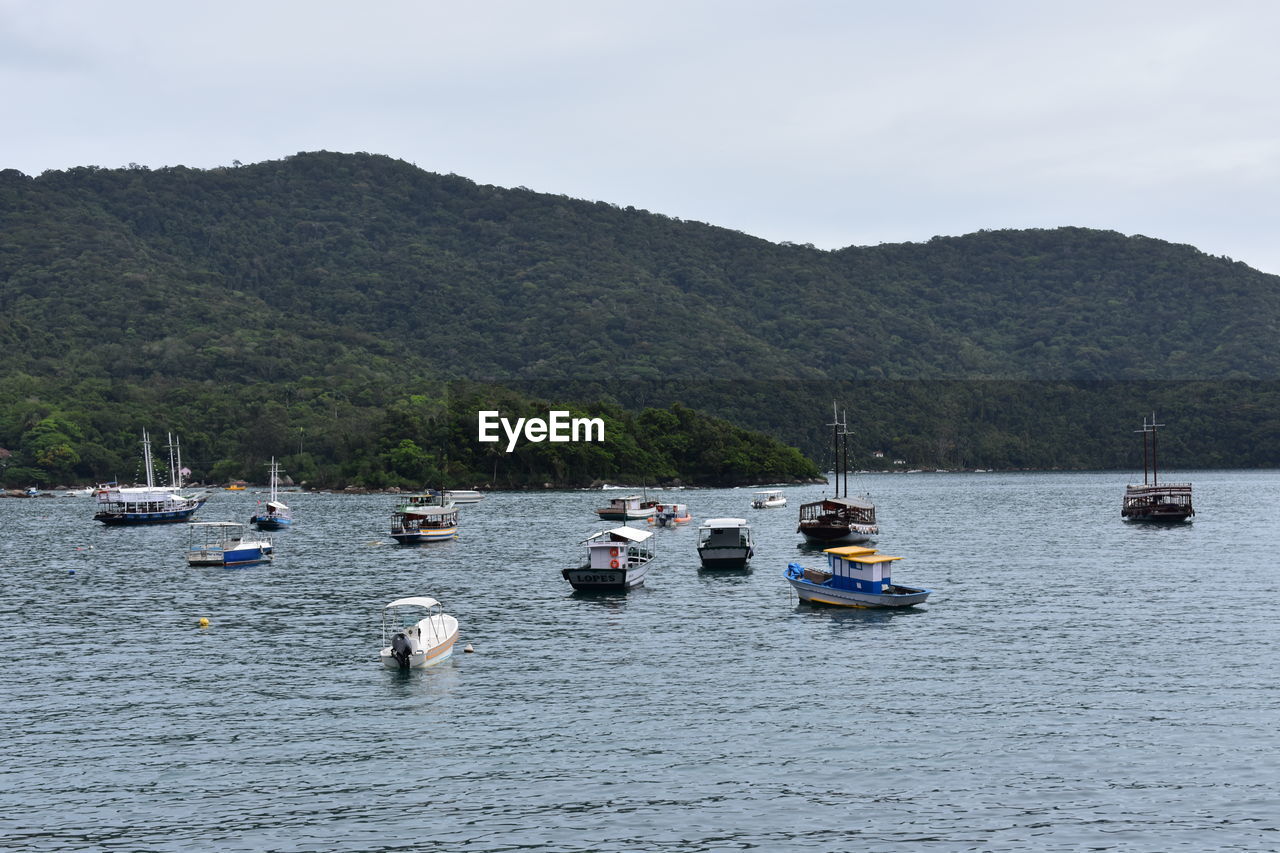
[3,150,1278,385]
[3,151,1280,485]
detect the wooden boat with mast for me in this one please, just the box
[1122,414,1194,523]
[93,431,208,525]
[797,404,878,545]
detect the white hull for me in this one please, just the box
[786,576,929,608]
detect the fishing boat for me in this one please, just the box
[1122,414,1194,523]
[379,597,460,669]
[250,457,293,530]
[696,518,754,569]
[649,502,692,526]
[186,521,273,567]
[751,489,786,509]
[389,492,459,544]
[562,526,656,591]
[797,405,878,545]
[93,431,208,525]
[443,489,485,504]
[594,494,656,521]
[785,545,930,608]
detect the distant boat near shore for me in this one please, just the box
[1122,414,1194,523]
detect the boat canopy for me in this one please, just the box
[701,517,748,529]
[753,490,783,495]
[823,545,878,557]
[404,505,455,518]
[385,596,440,610]
[845,553,902,565]
[585,526,654,543]
[265,501,289,511]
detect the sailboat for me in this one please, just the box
[796,404,879,545]
[1121,414,1194,523]
[250,457,293,530]
[93,431,208,525]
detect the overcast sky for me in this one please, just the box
[5,1,1279,272]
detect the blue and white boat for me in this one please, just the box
[93,431,208,525]
[785,545,931,608]
[186,521,273,567]
[250,458,293,530]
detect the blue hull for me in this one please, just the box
[95,507,201,525]
[784,566,930,608]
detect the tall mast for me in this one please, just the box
[1149,412,1163,487]
[1135,416,1150,485]
[827,401,840,496]
[141,430,155,489]
[839,408,851,498]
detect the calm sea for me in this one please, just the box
[2,471,1277,852]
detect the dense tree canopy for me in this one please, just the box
[2,152,1278,486]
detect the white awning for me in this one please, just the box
[585,526,653,543]
[701,518,748,528]
[385,596,440,609]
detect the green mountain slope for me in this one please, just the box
[3,151,1279,483]
[5,151,1278,384]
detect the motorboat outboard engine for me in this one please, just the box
[391,632,414,668]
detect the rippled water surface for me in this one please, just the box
[3,471,1278,851]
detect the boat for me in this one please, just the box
[797,404,878,545]
[562,526,656,591]
[379,597,460,669]
[250,458,293,530]
[785,545,930,608]
[389,492,459,544]
[225,484,246,491]
[696,518,754,569]
[93,431,208,525]
[443,489,485,504]
[751,489,786,509]
[594,494,656,521]
[1122,414,1194,523]
[186,521,273,567]
[649,502,692,526]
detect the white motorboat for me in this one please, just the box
[697,518,754,569]
[751,490,786,509]
[443,489,485,504]
[594,494,656,521]
[186,521,273,567]
[380,597,460,669]
[562,526,656,591]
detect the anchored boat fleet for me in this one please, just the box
[73,407,1206,666]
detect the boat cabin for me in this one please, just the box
[584,526,655,568]
[805,545,901,594]
[698,518,752,549]
[799,496,876,526]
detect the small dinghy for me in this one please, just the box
[379,597,460,669]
